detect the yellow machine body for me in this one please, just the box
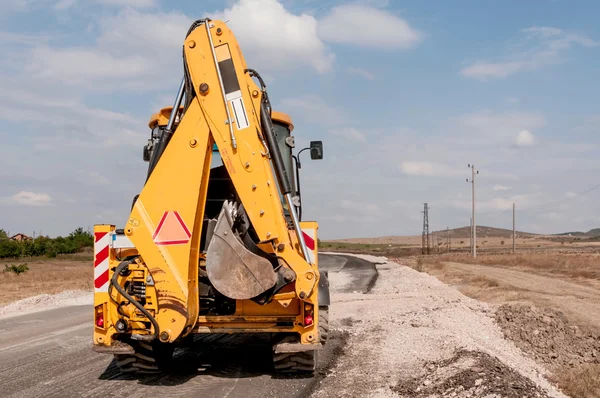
[92,19,325,372]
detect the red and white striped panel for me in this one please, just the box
[94,232,110,292]
[301,228,316,264]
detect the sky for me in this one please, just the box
[1,0,600,239]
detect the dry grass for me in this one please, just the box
[550,364,600,398]
[424,253,600,280]
[0,260,91,305]
[470,275,500,288]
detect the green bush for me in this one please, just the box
[0,239,21,259]
[0,227,94,259]
[4,263,29,275]
[68,227,94,250]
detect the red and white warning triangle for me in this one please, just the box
[153,211,191,245]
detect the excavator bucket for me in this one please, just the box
[206,201,278,299]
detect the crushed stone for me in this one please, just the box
[0,290,92,320]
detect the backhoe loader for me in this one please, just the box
[91,18,329,374]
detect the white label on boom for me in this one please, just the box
[227,90,250,131]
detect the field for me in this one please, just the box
[0,255,91,305]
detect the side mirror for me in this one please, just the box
[310,141,323,160]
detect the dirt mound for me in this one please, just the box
[495,304,600,368]
[393,350,549,397]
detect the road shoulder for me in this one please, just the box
[312,255,565,398]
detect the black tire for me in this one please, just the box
[114,341,174,374]
[319,306,329,344]
[273,350,317,374]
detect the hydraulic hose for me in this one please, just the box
[111,260,159,342]
[259,103,292,195]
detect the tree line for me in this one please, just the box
[0,228,94,259]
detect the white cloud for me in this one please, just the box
[0,86,143,148]
[505,97,520,104]
[7,191,53,207]
[97,9,190,53]
[330,127,366,142]
[357,0,390,6]
[523,26,598,48]
[12,0,156,10]
[340,199,382,216]
[493,185,511,191]
[24,1,335,91]
[443,194,540,212]
[28,47,152,84]
[96,0,156,7]
[399,161,462,177]
[522,26,563,38]
[54,0,77,9]
[458,110,545,141]
[462,62,524,80]
[347,67,375,80]
[210,0,334,73]
[279,95,348,126]
[318,4,422,49]
[462,26,598,80]
[515,129,535,147]
[565,191,577,198]
[55,0,156,9]
[23,9,190,91]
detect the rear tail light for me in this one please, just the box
[95,305,105,328]
[304,304,314,326]
[304,314,314,326]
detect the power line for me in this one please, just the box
[483,181,600,219]
[527,182,600,214]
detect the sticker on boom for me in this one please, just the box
[153,211,191,245]
[215,43,250,131]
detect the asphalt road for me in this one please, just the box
[0,254,376,398]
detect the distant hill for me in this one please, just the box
[332,225,538,244]
[431,226,537,239]
[555,228,600,237]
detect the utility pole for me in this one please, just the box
[467,164,479,258]
[512,203,516,254]
[447,227,450,253]
[421,203,430,255]
[469,217,472,253]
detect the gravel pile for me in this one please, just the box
[0,290,92,319]
[496,304,600,368]
[393,350,550,398]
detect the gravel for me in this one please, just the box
[313,255,566,398]
[0,290,92,320]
